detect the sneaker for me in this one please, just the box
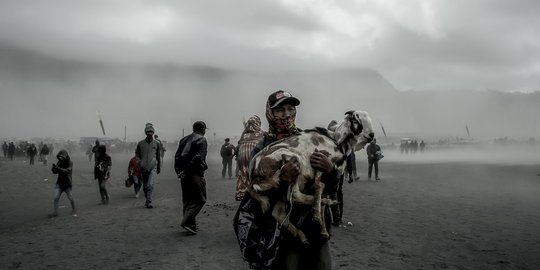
[182,225,197,235]
[48,213,58,218]
[135,193,140,198]
[348,177,354,184]
[71,211,78,217]
[376,177,381,181]
[145,203,153,209]
[354,176,360,181]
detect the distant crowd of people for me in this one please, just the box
[400,140,426,154]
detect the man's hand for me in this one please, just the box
[310,151,334,174]
[280,158,300,184]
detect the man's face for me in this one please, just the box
[146,131,154,138]
[272,104,296,119]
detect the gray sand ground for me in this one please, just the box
[1,149,539,270]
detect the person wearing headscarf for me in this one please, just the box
[234,115,264,201]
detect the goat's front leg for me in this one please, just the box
[272,200,309,245]
[312,175,329,238]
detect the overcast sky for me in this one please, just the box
[1,0,540,141]
[1,0,539,92]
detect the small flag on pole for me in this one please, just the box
[379,121,387,137]
[97,111,106,136]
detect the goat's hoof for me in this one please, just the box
[320,232,330,239]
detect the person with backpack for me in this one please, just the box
[220,138,235,179]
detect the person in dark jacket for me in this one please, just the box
[175,121,208,235]
[49,149,76,217]
[8,142,15,160]
[135,123,161,208]
[2,142,8,158]
[94,145,112,204]
[220,138,235,179]
[40,144,50,165]
[235,90,339,270]
[366,138,382,180]
[27,143,38,165]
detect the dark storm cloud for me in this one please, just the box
[1,0,539,140]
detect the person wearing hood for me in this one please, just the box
[135,123,161,209]
[49,149,76,217]
[94,144,112,204]
[27,143,38,165]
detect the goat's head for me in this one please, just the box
[328,110,374,155]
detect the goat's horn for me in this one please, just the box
[345,110,355,115]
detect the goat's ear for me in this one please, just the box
[344,110,355,116]
[327,120,338,132]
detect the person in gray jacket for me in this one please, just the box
[135,123,161,208]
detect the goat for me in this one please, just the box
[248,110,374,244]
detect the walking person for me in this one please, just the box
[234,115,264,201]
[220,138,235,179]
[8,142,15,160]
[2,142,7,158]
[49,149,76,217]
[27,143,38,165]
[128,155,142,198]
[366,138,382,181]
[135,123,161,209]
[94,145,112,204]
[174,121,208,235]
[40,144,50,165]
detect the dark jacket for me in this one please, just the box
[52,150,73,190]
[220,142,235,159]
[94,145,112,179]
[174,132,208,177]
[235,130,340,269]
[366,143,382,161]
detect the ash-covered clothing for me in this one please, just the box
[51,150,75,214]
[174,133,208,177]
[136,138,161,172]
[235,130,340,270]
[235,115,264,201]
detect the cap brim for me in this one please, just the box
[270,97,300,109]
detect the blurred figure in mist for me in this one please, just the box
[367,138,382,181]
[39,144,50,165]
[128,155,142,198]
[86,144,93,161]
[220,138,235,179]
[420,140,426,153]
[7,142,15,160]
[136,123,161,209]
[2,142,7,157]
[94,145,112,205]
[27,143,38,165]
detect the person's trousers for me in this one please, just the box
[280,240,332,270]
[331,174,344,224]
[132,175,142,194]
[141,168,157,205]
[180,174,207,227]
[222,158,233,178]
[53,185,75,213]
[29,156,35,165]
[368,159,379,178]
[98,178,109,203]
